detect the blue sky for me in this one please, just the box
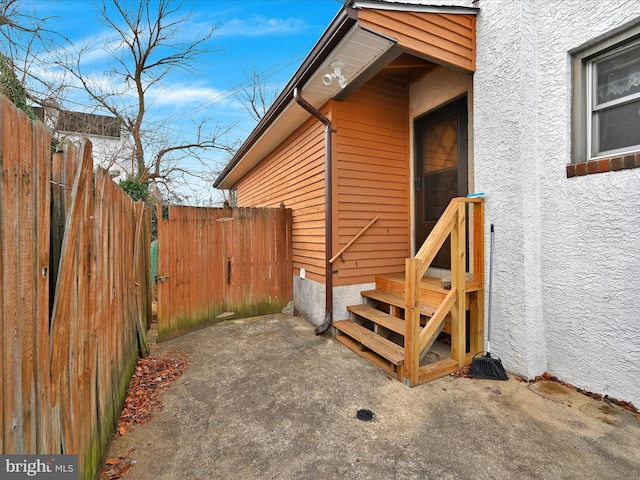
[20,0,344,203]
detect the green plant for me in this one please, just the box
[119,178,148,202]
[0,54,37,120]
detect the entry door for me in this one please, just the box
[414,96,468,268]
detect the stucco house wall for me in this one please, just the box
[474,0,640,406]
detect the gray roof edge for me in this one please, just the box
[349,0,478,15]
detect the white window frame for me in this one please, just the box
[571,20,640,163]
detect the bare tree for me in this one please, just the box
[58,0,233,200]
[0,0,69,105]
[234,64,280,122]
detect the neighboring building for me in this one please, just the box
[214,0,640,406]
[34,102,133,179]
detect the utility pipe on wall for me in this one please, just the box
[293,87,334,335]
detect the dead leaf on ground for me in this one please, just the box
[115,351,189,435]
[99,352,189,480]
[452,364,471,378]
[527,372,638,417]
[100,450,135,480]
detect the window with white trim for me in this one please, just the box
[589,40,640,157]
[571,21,640,163]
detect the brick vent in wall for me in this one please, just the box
[567,153,640,178]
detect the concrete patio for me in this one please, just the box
[104,314,640,479]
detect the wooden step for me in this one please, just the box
[334,334,402,379]
[360,290,437,317]
[333,320,404,366]
[347,304,405,335]
[361,292,451,336]
[374,274,450,307]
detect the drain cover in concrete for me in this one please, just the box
[357,409,374,421]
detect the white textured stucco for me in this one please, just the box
[475,0,640,405]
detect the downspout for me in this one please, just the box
[293,87,334,335]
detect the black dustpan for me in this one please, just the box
[470,224,508,381]
[469,351,508,380]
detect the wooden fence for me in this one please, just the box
[157,205,293,341]
[0,96,151,479]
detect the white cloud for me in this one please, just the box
[217,16,306,37]
[148,83,230,109]
[81,43,118,66]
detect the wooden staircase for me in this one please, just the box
[334,273,481,385]
[333,197,485,387]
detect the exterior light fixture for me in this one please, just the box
[322,60,347,89]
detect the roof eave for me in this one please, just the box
[214,2,478,190]
[349,1,478,15]
[213,7,358,188]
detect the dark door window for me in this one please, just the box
[414,96,468,268]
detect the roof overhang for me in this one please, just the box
[214,2,477,189]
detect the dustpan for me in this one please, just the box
[469,351,508,380]
[469,224,508,381]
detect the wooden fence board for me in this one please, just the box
[0,99,43,454]
[85,169,99,473]
[17,108,36,453]
[0,98,4,452]
[0,99,5,456]
[50,141,92,456]
[157,205,293,341]
[1,96,151,479]
[33,121,53,454]
[1,96,20,453]
[134,202,151,356]
[94,169,113,452]
[79,141,95,470]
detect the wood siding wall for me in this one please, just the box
[235,117,327,283]
[358,10,476,72]
[333,74,411,286]
[236,77,410,288]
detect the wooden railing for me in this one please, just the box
[403,197,484,386]
[329,215,380,264]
